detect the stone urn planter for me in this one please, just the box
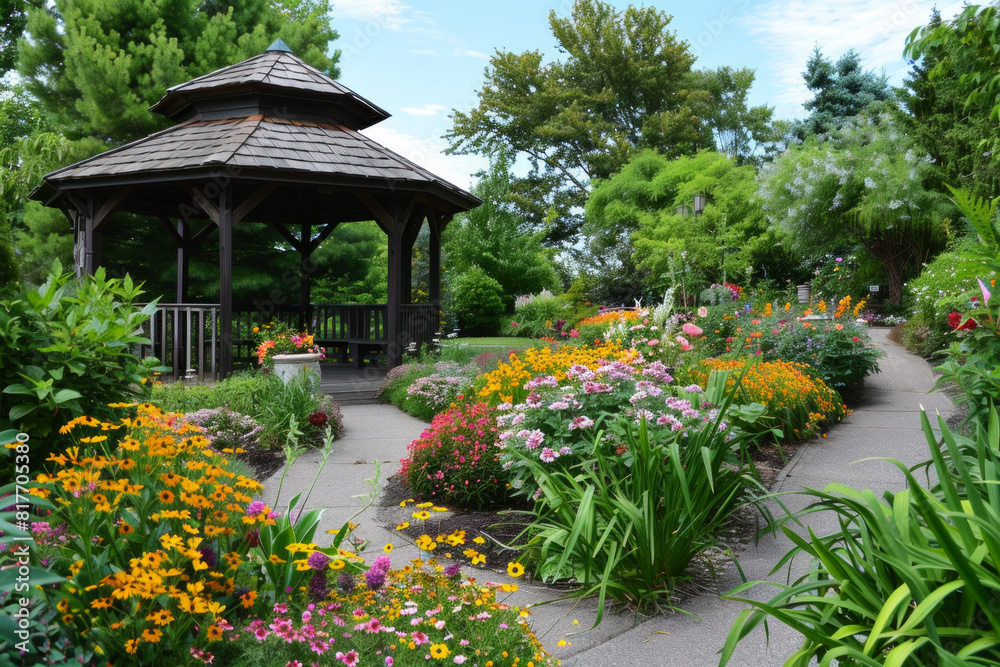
[272,353,322,387]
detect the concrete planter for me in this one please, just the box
[272,353,321,386]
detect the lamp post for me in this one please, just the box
[693,193,707,216]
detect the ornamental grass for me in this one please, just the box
[686,359,850,442]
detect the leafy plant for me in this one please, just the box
[510,369,770,625]
[0,262,161,469]
[450,265,504,336]
[720,406,1000,666]
[507,289,573,338]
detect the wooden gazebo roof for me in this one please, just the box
[30,40,481,374]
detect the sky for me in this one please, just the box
[329,0,966,192]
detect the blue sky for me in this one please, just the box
[329,0,964,190]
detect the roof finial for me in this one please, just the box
[266,38,293,53]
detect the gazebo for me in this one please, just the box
[30,39,480,377]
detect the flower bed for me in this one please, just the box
[475,343,635,404]
[8,403,556,666]
[684,358,850,441]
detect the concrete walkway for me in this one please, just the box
[262,327,952,666]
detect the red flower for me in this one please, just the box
[309,411,328,427]
[948,312,977,331]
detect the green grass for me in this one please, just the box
[444,337,540,347]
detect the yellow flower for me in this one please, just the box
[329,559,346,571]
[396,521,410,530]
[412,510,431,521]
[141,627,162,643]
[384,543,394,554]
[507,562,525,577]
[145,609,174,626]
[125,639,140,654]
[429,643,451,660]
[269,554,286,564]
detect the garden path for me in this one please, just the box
[262,327,951,666]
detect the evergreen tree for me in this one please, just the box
[797,47,892,137]
[19,0,340,143]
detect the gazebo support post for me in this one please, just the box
[176,219,189,303]
[428,214,444,309]
[386,223,403,370]
[300,222,312,330]
[84,194,96,276]
[218,185,234,377]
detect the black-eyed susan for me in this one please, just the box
[412,510,431,521]
[145,608,174,626]
[118,522,134,535]
[125,639,140,654]
[429,643,450,660]
[329,558,346,571]
[384,543,393,554]
[141,627,162,643]
[507,562,525,578]
[159,490,175,504]
[206,624,224,641]
[396,521,410,530]
[268,554,286,564]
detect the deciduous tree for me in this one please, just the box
[446,0,713,246]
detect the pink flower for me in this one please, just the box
[675,335,692,351]
[697,306,708,317]
[648,339,659,346]
[569,329,580,338]
[510,321,518,327]
[411,632,429,645]
[336,651,360,666]
[979,277,992,306]
[681,323,703,337]
[835,257,843,262]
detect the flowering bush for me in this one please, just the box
[475,343,635,404]
[184,407,264,452]
[700,282,743,305]
[402,361,479,421]
[575,308,643,342]
[400,402,508,508]
[685,359,850,441]
[495,360,727,500]
[26,404,270,664]
[506,289,573,338]
[252,320,326,366]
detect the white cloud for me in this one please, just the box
[742,0,965,118]
[331,0,420,31]
[453,48,490,60]
[399,104,450,116]
[360,126,486,191]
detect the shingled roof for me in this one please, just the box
[149,47,389,129]
[31,45,479,215]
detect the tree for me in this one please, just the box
[585,150,797,304]
[758,114,949,304]
[19,0,339,143]
[901,7,1000,199]
[0,0,35,77]
[444,153,559,310]
[445,0,713,246]
[797,47,892,138]
[696,66,780,167]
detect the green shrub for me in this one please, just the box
[400,401,509,508]
[450,265,504,336]
[150,369,342,448]
[0,263,159,468]
[720,406,1000,666]
[507,289,572,338]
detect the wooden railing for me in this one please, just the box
[140,303,219,382]
[142,302,441,378]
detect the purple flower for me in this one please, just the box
[307,551,330,571]
[246,500,266,516]
[835,257,843,262]
[444,563,462,578]
[683,384,703,393]
[365,554,391,590]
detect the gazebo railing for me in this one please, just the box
[139,303,219,382]
[140,302,441,379]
